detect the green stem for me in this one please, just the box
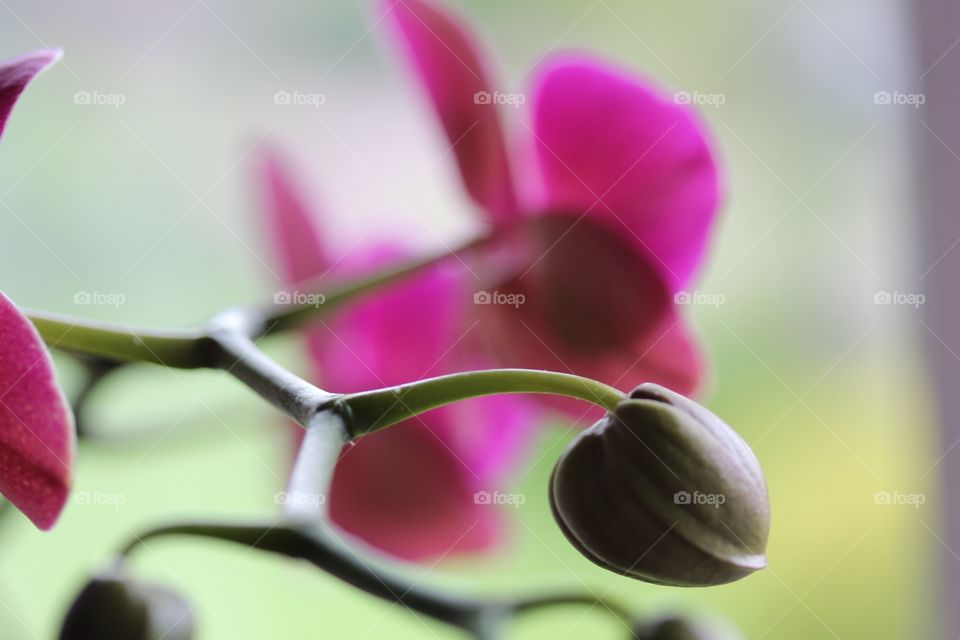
[341,369,625,436]
[119,522,502,633]
[114,408,636,637]
[511,594,633,627]
[70,356,121,437]
[114,522,632,639]
[257,233,494,335]
[117,519,635,637]
[25,234,493,367]
[27,310,212,368]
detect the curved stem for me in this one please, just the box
[119,522,497,632]
[342,369,625,436]
[116,408,636,637]
[70,356,122,438]
[258,233,494,335]
[510,593,634,628]
[118,521,635,638]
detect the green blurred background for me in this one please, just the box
[0,0,936,637]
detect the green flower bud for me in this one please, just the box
[550,383,770,586]
[633,614,741,639]
[59,572,194,640]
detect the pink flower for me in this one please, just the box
[0,49,73,531]
[0,294,74,530]
[1,50,60,137]
[382,0,720,406]
[258,150,534,560]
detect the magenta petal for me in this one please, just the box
[257,148,331,285]
[475,215,703,418]
[329,414,499,561]
[0,292,74,529]
[380,0,520,222]
[529,56,721,290]
[481,299,703,420]
[582,309,704,400]
[256,147,332,465]
[255,153,535,559]
[0,49,61,140]
[313,259,535,559]
[308,256,463,388]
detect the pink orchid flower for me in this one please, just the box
[0,49,74,530]
[381,0,721,405]
[258,150,535,560]
[1,50,60,136]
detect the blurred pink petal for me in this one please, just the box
[257,149,534,560]
[256,149,334,375]
[480,289,701,420]
[381,0,520,222]
[475,215,702,413]
[311,256,534,560]
[329,411,498,560]
[379,5,720,404]
[529,55,721,291]
[0,292,74,530]
[480,215,672,357]
[258,149,331,284]
[614,312,704,397]
[0,49,60,140]
[305,246,462,387]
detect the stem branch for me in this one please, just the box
[342,369,624,436]
[120,522,492,631]
[282,410,348,521]
[206,312,330,425]
[26,235,493,369]
[258,234,494,335]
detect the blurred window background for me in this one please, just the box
[0,1,940,637]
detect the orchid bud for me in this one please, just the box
[633,615,741,640]
[59,573,194,640]
[550,383,769,586]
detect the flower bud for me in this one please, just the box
[59,572,194,640]
[550,383,769,586]
[633,614,741,639]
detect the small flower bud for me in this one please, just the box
[59,572,194,640]
[633,614,741,639]
[550,383,770,586]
